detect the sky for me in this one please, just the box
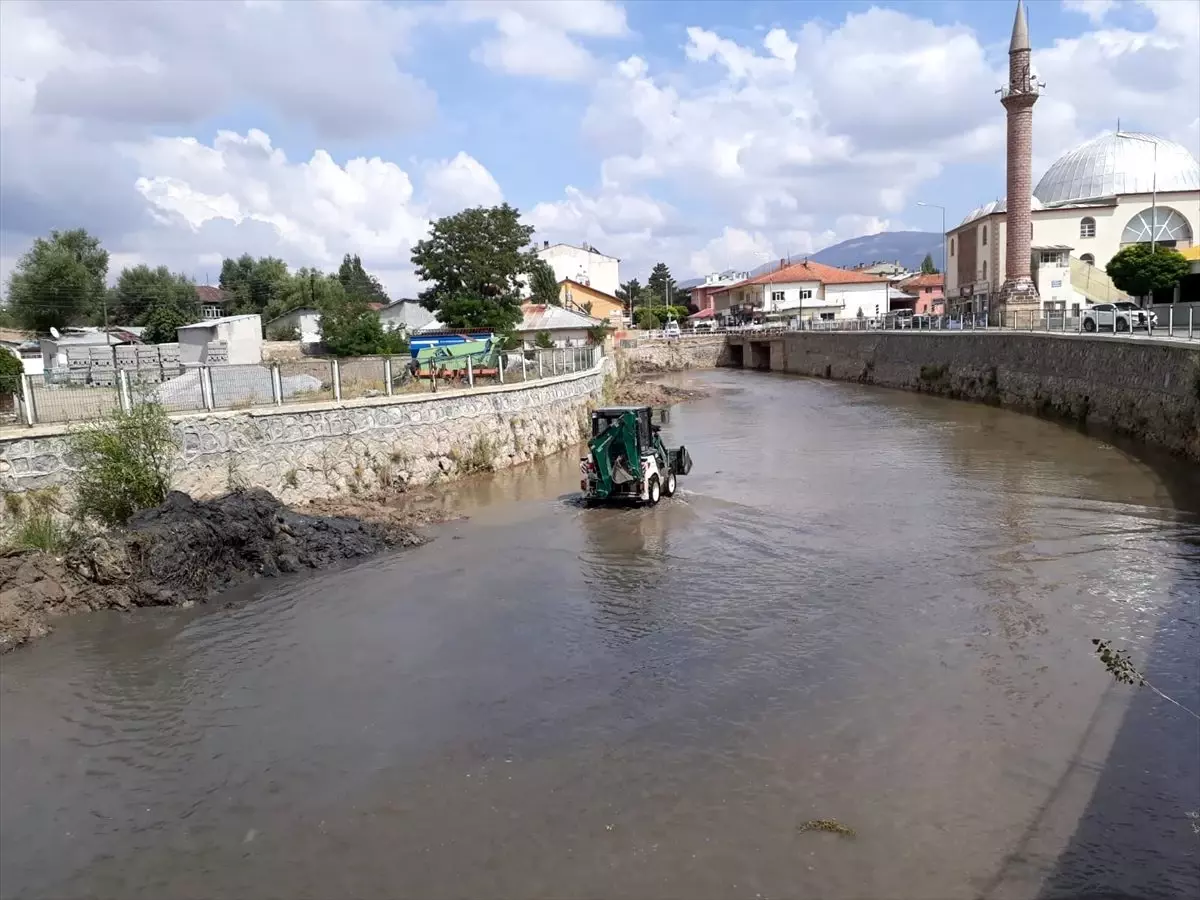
[1,0,1197,298]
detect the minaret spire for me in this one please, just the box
[996,0,1041,324]
[1009,0,1030,53]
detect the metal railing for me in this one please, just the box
[11,345,605,427]
[634,309,1198,342]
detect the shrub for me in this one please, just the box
[68,400,178,527]
[13,513,68,553]
[534,330,555,350]
[0,349,23,398]
[268,324,301,341]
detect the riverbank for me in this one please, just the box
[0,488,434,652]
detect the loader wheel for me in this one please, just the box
[647,476,661,506]
[663,470,677,497]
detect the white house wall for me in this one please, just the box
[826,283,889,319]
[536,245,620,298]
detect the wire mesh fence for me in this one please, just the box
[26,373,121,425]
[8,345,604,427]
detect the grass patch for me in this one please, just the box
[457,436,496,474]
[798,819,857,838]
[12,513,69,553]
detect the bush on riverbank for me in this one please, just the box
[68,400,178,527]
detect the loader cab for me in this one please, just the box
[592,406,654,448]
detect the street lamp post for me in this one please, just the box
[917,201,947,313]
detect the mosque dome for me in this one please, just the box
[1033,132,1200,206]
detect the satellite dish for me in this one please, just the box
[50,326,61,339]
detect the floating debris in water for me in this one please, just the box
[798,819,856,837]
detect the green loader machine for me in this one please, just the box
[581,406,693,505]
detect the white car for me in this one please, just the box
[1082,303,1156,333]
[663,320,681,338]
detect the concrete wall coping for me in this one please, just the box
[1,358,607,443]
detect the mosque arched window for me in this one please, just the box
[1121,207,1193,246]
[1079,217,1095,239]
[1080,253,1095,265]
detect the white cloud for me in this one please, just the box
[1062,0,1116,25]
[120,130,508,296]
[422,152,505,217]
[451,0,630,81]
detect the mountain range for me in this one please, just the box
[679,230,945,287]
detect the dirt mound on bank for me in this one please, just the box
[1,489,424,652]
[613,377,709,407]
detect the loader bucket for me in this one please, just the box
[670,445,693,476]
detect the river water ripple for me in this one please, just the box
[2,370,1197,899]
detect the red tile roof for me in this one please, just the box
[732,260,890,288]
[898,273,945,289]
[195,286,231,304]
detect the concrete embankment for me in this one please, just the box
[0,362,610,503]
[625,333,1200,461]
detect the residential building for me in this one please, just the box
[689,270,752,313]
[196,285,235,320]
[713,260,890,322]
[896,273,945,314]
[534,241,620,298]
[177,315,263,366]
[853,261,911,279]
[558,279,624,323]
[516,304,601,349]
[266,307,322,343]
[378,299,434,334]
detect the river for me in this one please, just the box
[2,369,1198,900]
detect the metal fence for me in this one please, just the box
[10,345,604,427]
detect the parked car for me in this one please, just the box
[663,320,681,338]
[1082,303,1155,333]
[691,318,718,331]
[1113,302,1158,330]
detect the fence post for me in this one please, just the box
[1190,307,1194,341]
[20,374,35,426]
[118,369,132,412]
[332,359,342,402]
[1168,306,1173,338]
[384,358,394,396]
[538,351,544,379]
[522,354,528,381]
[498,353,505,384]
[466,355,474,388]
[272,362,283,405]
[201,366,214,411]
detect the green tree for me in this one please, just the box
[267,268,346,322]
[533,330,555,349]
[1,350,24,398]
[219,254,289,315]
[112,265,199,342]
[616,278,642,312]
[529,259,561,305]
[1105,244,1189,299]
[336,254,390,306]
[634,307,663,329]
[7,229,109,332]
[317,281,407,357]
[411,204,534,331]
[647,262,676,306]
[920,253,938,275]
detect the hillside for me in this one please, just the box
[743,231,945,278]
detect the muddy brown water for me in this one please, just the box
[2,370,1198,900]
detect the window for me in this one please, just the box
[819,312,835,321]
[1121,206,1193,245]
[950,238,955,256]
[799,289,813,300]
[1040,250,1064,265]
[1080,217,1096,239]
[1080,253,1095,265]
[771,291,785,304]
[981,260,987,280]
[982,225,988,246]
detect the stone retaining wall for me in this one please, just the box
[620,336,731,374]
[0,364,609,512]
[734,333,1200,461]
